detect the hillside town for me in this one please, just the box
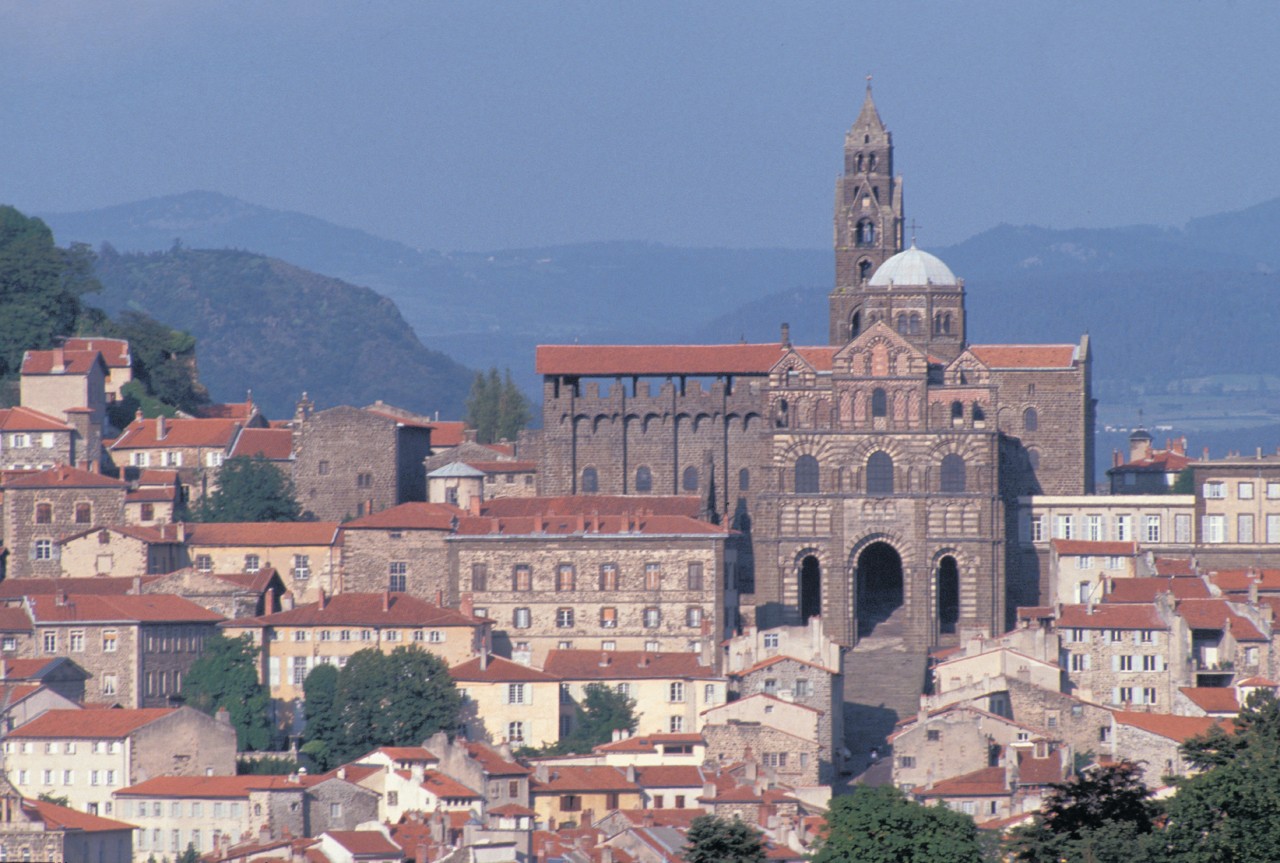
[3,91,1280,863]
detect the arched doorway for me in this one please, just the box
[937,556,960,634]
[855,542,904,637]
[799,556,822,621]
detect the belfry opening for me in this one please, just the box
[855,541,904,637]
[799,555,822,621]
[937,556,960,634]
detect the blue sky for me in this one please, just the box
[3,2,1277,251]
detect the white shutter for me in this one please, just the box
[525,684,533,706]
[269,657,280,687]
[1083,654,1091,670]
[1159,655,1167,672]
[501,685,510,706]
[1111,655,1119,672]
[1112,687,1120,705]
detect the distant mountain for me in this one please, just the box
[89,247,472,419]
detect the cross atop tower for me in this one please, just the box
[907,219,922,245]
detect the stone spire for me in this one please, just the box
[852,77,886,136]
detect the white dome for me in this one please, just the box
[868,244,958,287]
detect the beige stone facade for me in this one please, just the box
[2,465,127,579]
[337,503,455,601]
[0,775,134,863]
[1191,454,1280,567]
[20,347,108,466]
[57,524,184,578]
[451,655,563,749]
[182,521,342,604]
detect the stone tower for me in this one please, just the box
[830,82,904,344]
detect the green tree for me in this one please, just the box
[811,785,983,863]
[181,633,272,751]
[177,843,201,863]
[1008,762,1155,863]
[466,367,531,444]
[496,368,532,442]
[37,791,70,807]
[196,455,301,522]
[558,683,638,754]
[683,814,766,863]
[300,663,341,769]
[1170,468,1194,494]
[303,646,461,766]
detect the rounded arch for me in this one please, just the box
[850,310,862,336]
[1027,447,1042,471]
[1023,406,1039,432]
[581,466,599,494]
[634,465,653,493]
[799,554,822,622]
[857,218,876,246]
[854,540,903,637]
[940,453,966,493]
[866,451,894,496]
[858,259,874,282]
[642,413,663,433]
[936,554,960,634]
[738,467,750,492]
[950,400,964,422]
[794,454,820,494]
[682,466,699,492]
[871,388,888,418]
[909,313,922,335]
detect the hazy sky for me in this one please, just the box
[3,2,1277,251]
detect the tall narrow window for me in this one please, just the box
[866,451,894,496]
[871,388,887,418]
[940,454,966,493]
[738,468,750,492]
[794,455,819,494]
[682,466,699,492]
[581,467,598,493]
[896,313,909,335]
[950,401,964,422]
[635,466,653,493]
[556,564,576,592]
[1023,407,1039,432]
[599,564,618,591]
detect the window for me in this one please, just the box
[1,637,14,652]
[1085,514,1103,541]
[686,607,703,627]
[34,503,52,524]
[871,388,887,418]
[74,503,91,524]
[682,466,699,492]
[950,401,964,423]
[794,455,819,493]
[507,722,525,742]
[763,678,778,695]
[513,607,531,629]
[599,563,618,591]
[644,607,661,628]
[669,716,684,733]
[556,608,574,628]
[580,466,600,493]
[1056,515,1074,540]
[131,452,150,467]
[1031,515,1045,542]
[1176,513,1192,544]
[600,607,617,628]
[1269,515,1280,544]
[866,451,893,495]
[1023,407,1038,431]
[939,454,965,493]
[292,656,308,685]
[1240,514,1256,544]
[329,802,342,819]
[471,563,487,591]
[317,460,330,475]
[556,564,576,591]
[1070,653,1089,671]
[1204,481,1226,499]
[10,434,28,448]
[206,452,223,468]
[1203,514,1226,544]
[42,631,56,654]
[512,564,532,591]
[635,466,652,493]
[387,791,399,807]
[1269,482,1280,499]
[140,502,155,521]
[763,632,780,649]
[292,554,311,578]
[195,554,213,573]
[1117,655,1134,671]
[1240,482,1255,500]
[356,472,373,488]
[69,631,84,652]
[1077,556,1093,570]
[645,563,662,590]
[389,561,407,592]
[293,630,309,642]
[685,562,705,592]
[899,755,916,769]
[1114,514,1131,541]
[1145,515,1161,543]
[1142,654,1162,671]
[242,553,261,574]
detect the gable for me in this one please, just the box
[944,350,992,386]
[833,321,929,377]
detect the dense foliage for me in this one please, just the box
[195,455,302,522]
[519,683,637,757]
[683,814,766,863]
[1009,762,1155,863]
[180,634,273,751]
[811,785,983,863]
[466,367,531,444]
[301,646,461,769]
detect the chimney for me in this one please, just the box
[780,322,791,347]
[410,762,425,785]
[258,824,272,845]
[336,766,346,780]
[281,592,295,611]
[132,576,141,595]
[318,589,328,610]
[469,495,482,516]
[55,591,67,607]
[383,591,391,612]
[176,522,186,543]
[599,652,610,667]
[435,589,444,608]
[1112,450,1122,468]
[156,414,167,441]
[480,652,489,671]
[460,593,473,617]
[52,348,64,373]
[702,781,716,800]
[625,765,636,783]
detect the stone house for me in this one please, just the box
[182,521,342,603]
[1,656,90,703]
[0,774,134,863]
[337,503,459,599]
[631,765,707,810]
[1000,678,1116,764]
[20,347,108,466]
[26,592,225,708]
[1106,431,1192,494]
[730,656,841,781]
[291,401,433,522]
[450,654,563,749]
[1049,539,1147,606]
[0,406,77,471]
[1190,452,1280,568]
[2,464,127,579]
[913,742,1069,824]
[528,765,642,828]
[1175,597,1273,684]
[57,523,185,577]
[3,706,236,815]
[228,426,294,465]
[592,732,708,767]
[109,414,270,502]
[889,704,1043,792]
[62,337,132,403]
[471,460,539,499]
[124,469,182,526]
[543,649,725,738]
[426,462,486,510]
[142,567,286,619]
[315,828,405,863]
[1109,712,1232,780]
[450,507,735,668]
[700,696,824,786]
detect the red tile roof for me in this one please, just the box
[20,349,104,375]
[227,593,483,629]
[424,422,467,447]
[612,808,703,829]
[194,401,257,421]
[1,658,68,679]
[111,417,242,450]
[420,769,480,799]
[230,428,293,460]
[480,496,701,518]
[28,798,134,832]
[0,576,158,599]
[10,707,176,738]
[29,594,223,624]
[1113,711,1233,742]
[182,521,340,546]
[1016,752,1067,786]
[341,503,463,531]
[450,655,558,683]
[324,830,402,856]
[1176,599,1267,641]
[370,745,438,763]
[3,465,126,489]
[1056,603,1167,630]
[0,607,34,630]
[915,766,1008,798]
[1104,577,1211,603]
[544,650,718,681]
[968,344,1078,369]
[58,524,184,546]
[0,406,72,432]
[1155,558,1198,576]
[488,803,537,817]
[537,343,806,377]
[62,338,131,368]
[118,775,304,798]
[1178,687,1239,714]
[462,741,530,775]
[736,655,839,676]
[1052,539,1138,557]
[594,733,704,754]
[1110,448,1193,473]
[634,766,704,788]
[1209,569,1280,594]
[136,469,180,486]
[453,512,729,537]
[531,765,639,793]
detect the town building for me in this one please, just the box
[1107,430,1192,494]
[337,503,459,600]
[0,774,134,863]
[451,654,563,749]
[182,521,342,603]
[62,337,132,403]
[57,523,185,577]
[2,464,127,579]
[0,406,78,471]
[1190,450,1280,567]
[19,347,108,466]
[109,413,268,500]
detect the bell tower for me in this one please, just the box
[830,80,904,344]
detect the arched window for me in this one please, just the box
[857,219,876,246]
[972,403,986,424]
[940,454,966,493]
[866,451,894,496]
[635,466,652,493]
[871,388,887,418]
[1023,407,1039,432]
[909,314,922,335]
[738,468,750,492]
[858,259,873,282]
[581,467,598,493]
[868,153,877,171]
[950,401,964,421]
[682,466,699,492]
[795,455,819,494]
[896,313,909,335]
[1028,448,1042,471]
[934,313,943,334]
[850,311,862,336]
[943,313,952,334]
[856,153,864,171]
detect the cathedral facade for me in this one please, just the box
[532,87,1094,654]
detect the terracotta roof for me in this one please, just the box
[29,594,223,624]
[118,775,304,798]
[230,428,293,460]
[1155,558,1198,576]
[453,513,730,537]
[634,766,704,788]
[1051,539,1138,557]
[58,524,184,546]
[1109,448,1193,473]
[20,349,104,375]
[480,496,701,518]
[594,733,704,754]
[227,593,483,629]
[341,502,463,531]
[915,766,1008,798]
[62,338,131,368]
[465,460,538,473]
[488,803,537,817]
[194,401,257,421]
[1209,569,1280,594]
[702,692,822,717]
[736,655,839,676]
[544,650,718,680]
[371,745,438,763]
[136,469,180,486]
[126,487,179,504]
[612,808,703,829]
[324,830,402,856]
[450,655,558,683]
[183,521,340,546]
[1016,751,1067,786]
[110,417,241,450]
[0,576,158,599]
[1178,687,1239,714]
[537,343,809,377]
[10,707,176,738]
[3,465,125,489]
[463,741,530,775]
[1104,577,1210,603]
[0,406,72,432]
[698,783,763,804]
[424,421,467,447]
[28,798,134,832]
[1176,599,1267,641]
[1113,711,1233,742]
[968,344,1078,369]
[420,769,481,799]
[1,658,69,679]
[531,765,639,793]
[211,568,283,593]
[1057,603,1167,630]
[0,606,34,629]
[1237,676,1277,687]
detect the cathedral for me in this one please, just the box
[533,85,1095,657]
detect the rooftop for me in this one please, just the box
[226,592,483,629]
[3,465,126,490]
[543,650,718,680]
[182,521,340,547]
[29,593,224,624]
[9,708,177,739]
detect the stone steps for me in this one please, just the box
[841,607,928,775]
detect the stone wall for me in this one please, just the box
[733,658,840,782]
[130,706,237,781]
[5,483,125,579]
[340,526,451,601]
[702,723,820,786]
